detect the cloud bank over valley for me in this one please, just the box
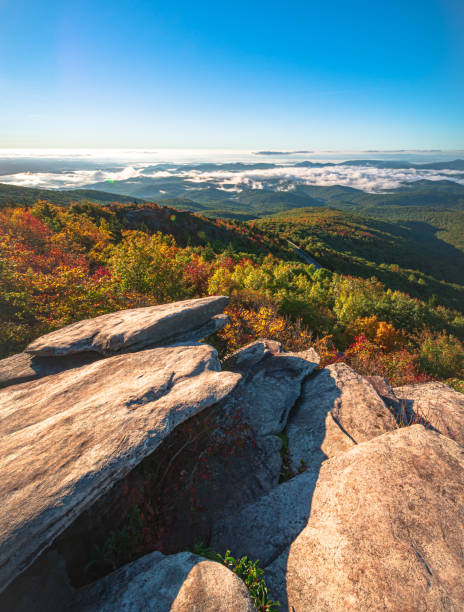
[1,151,464,205]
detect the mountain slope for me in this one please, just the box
[256,207,464,311]
[0,183,137,208]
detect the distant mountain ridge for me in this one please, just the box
[2,174,464,219]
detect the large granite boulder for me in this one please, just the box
[265,426,464,611]
[0,297,229,390]
[134,341,321,550]
[69,551,255,612]
[25,296,229,357]
[287,362,397,471]
[364,375,400,409]
[394,381,464,445]
[0,344,240,594]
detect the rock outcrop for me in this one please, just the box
[223,339,320,437]
[0,350,102,389]
[26,296,229,357]
[287,362,397,471]
[211,363,397,565]
[0,297,229,389]
[1,297,464,612]
[0,342,239,594]
[202,339,320,510]
[265,426,464,611]
[211,466,321,567]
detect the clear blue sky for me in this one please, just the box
[1,0,463,149]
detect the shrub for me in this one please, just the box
[344,335,429,386]
[444,378,464,393]
[110,231,189,301]
[415,330,464,380]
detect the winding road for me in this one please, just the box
[287,240,325,269]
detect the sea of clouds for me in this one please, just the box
[0,149,463,193]
[182,165,464,192]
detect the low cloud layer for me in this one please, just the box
[1,159,463,193]
[183,165,464,192]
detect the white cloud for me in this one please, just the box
[172,165,464,192]
[1,157,463,193]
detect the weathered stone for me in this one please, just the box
[25,296,229,356]
[211,467,320,567]
[225,340,320,437]
[69,551,255,612]
[394,381,464,445]
[143,340,320,546]
[364,374,400,409]
[197,340,320,520]
[0,314,229,391]
[189,427,284,530]
[287,362,397,471]
[265,426,464,611]
[178,313,229,344]
[0,344,240,594]
[0,350,102,389]
[222,339,283,371]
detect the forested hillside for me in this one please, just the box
[358,206,464,252]
[0,183,138,208]
[1,199,463,392]
[257,207,464,311]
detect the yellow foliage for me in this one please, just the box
[351,315,379,340]
[374,320,404,351]
[350,315,403,351]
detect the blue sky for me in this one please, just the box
[1,0,463,148]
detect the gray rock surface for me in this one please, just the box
[207,340,320,512]
[394,381,464,445]
[0,313,229,391]
[364,375,400,409]
[287,362,397,471]
[0,344,240,594]
[222,338,283,370]
[266,426,464,611]
[225,340,320,437]
[0,350,101,389]
[211,467,320,567]
[69,551,255,612]
[174,341,320,538]
[26,296,229,356]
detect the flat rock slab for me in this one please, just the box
[25,296,229,356]
[287,362,397,471]
[69,551,255,612]
[0,314,229,390]
[0,344,240,593]
[266,426,464,611]
[394,381,464,445]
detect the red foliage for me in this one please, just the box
[182,257,212,295]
